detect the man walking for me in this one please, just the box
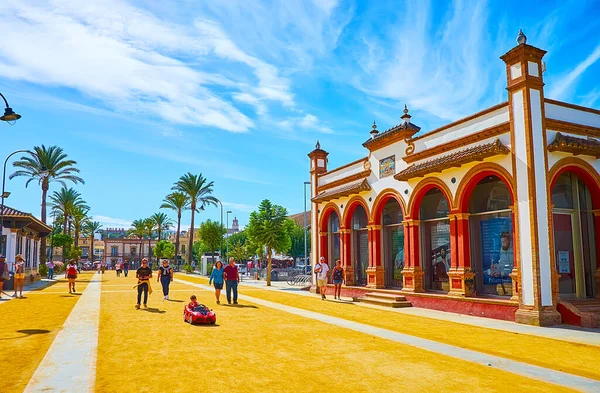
[314,256,329,300]
[223,257,240,305]
[134,258,152,309]
[123,259,130,277]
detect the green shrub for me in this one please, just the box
[182,264,193,273]
[39,263,48,277]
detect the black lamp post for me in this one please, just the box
[0,92,21,125]
[0,150,31,256]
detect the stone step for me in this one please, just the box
[364,292,407,302]
[360,295,412,309]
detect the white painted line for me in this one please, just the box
[175,278,600,392]
[24,273,101,393]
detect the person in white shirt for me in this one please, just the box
[314,256,330,300]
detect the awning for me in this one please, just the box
[394,139,510,181]
[548,132,600,158]
[312,179,371,203]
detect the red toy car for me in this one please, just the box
[184,304,216,325]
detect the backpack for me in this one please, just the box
[67,265,77,276]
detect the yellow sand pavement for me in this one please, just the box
[95,272,574,392]
[0,273,93,393]
[176,274,600,381]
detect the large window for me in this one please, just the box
[551,172,596,298]
[420,189,451,292]
[111,246,118,256]
[382,199,404,287]
[328,213,341,264]
[352,205,369,286]
[25,238,31,268]
[468,176,513,297]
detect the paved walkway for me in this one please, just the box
[24,273,101,393]
[225,275,600,346]
[175,278,600,392]
[0,279,56,305]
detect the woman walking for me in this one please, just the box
[209,261,224,304]
[0,255,8,299]
[115,261,122,277]
[157,259,173,300]
[332,259,344,300]
[66,259,78,293]
[46,260,55,280]
[13,254,26,298]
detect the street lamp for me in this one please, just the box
[0,149,31,256]
[0,92,21,125]
[226,210,232,260]
[303,181,310,269]
[216,200,224,259]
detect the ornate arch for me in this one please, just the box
[318,202,341,232]
[454,163,516,212]
[342,195,370,228]
[548,157,600,209]
[370,188,407,224]
[407,177,453,219]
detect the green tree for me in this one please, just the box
[247,200,293,286]
[9,145,84,262]
[153,240,176,261]
[72,205,89,253]
[52,233,73,262]
[192,240,210,262]
[49,186,88,234]
[197,219,225,265]
[228,241,253,263]
[160,192,189,260]
[128,219,147,262]
[150,212,173,241]
[288,220,311,260]
[172,173,219,265]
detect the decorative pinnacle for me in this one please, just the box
[401,104,411,123]
[315,140,321,150]
[517,29,527,45]
[370,120,379,137]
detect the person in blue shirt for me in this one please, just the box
[209,260,225,304]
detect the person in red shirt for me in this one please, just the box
[66,259,78,293]
[188,295,199,309]
[223,257,240,305]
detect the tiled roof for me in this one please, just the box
[548,133,600,158]
[312,179,371,203]
[394,139,510,181]
[363,121,421,148]
[0,205,30,216]
[0,204,52,233]
[288,211,311,228]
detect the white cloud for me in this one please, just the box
[232,93,268,115]
[0,0,300,132]
[93,215,133,228]
[222,202,257,213]
[548,44,600,100]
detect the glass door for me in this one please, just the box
[552,213,578,298]
[355,230,368,286]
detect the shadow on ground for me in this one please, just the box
[141,307,166,314]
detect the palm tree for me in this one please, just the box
[172,173,219,265]
[160,192,189,261]
[49,187,88,234]
[9,145,84,261]
[150,212,174,242]
[72,206,89,252]
[84,221,102,263]
[128,219,147,263]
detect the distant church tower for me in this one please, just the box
[231,217,239,234]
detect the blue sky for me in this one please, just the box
[1,0,599,231]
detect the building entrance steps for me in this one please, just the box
[359,292,413,308]
[558,298,600,328]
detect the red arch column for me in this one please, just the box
[401,219,424,292]
[447,213,475,296]
[339,228,354,286]
[366,224,384,288]
[319,230,328,264]
[594,212,600,298]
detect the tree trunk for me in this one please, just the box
[267,247,272,287]
[188,201,195,266]
[148,233,152,266]
[175,212,181,261]
[139,236,143,265]
[40,179,48,263]
[63,213,68,234]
